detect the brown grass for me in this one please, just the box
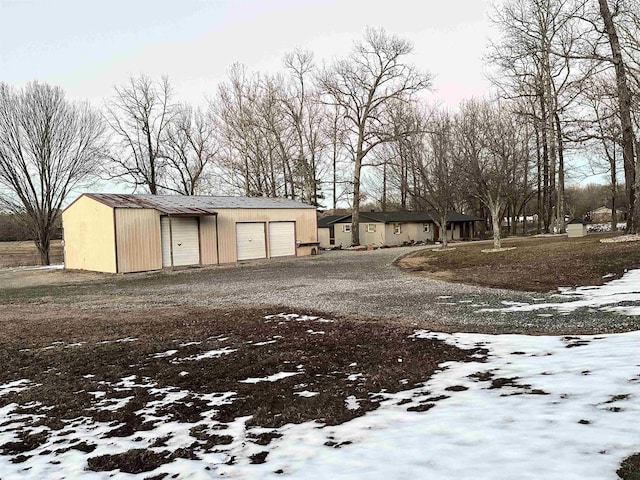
[0,304,479,454]
[397,233,640,292]
[0,240,63,268]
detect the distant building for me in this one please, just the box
[318,211,478,248]
[588,206,626,224]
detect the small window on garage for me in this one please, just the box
[367,223,376,233]
[343,224,351,232]
[394,223,402,235]
[423,223,430,232]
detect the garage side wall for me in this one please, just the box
[199,216,218,265]
[216,208,317,264]
[62,196,117,273]
[115,209,162,273]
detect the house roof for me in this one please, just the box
[318,211,479,226]
[318,214,350,228]
[78,194,315,215]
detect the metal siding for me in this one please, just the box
[269,222,296,257]
[161,217,171,267]
[170,217,200,266]
[61,195,117,273]
[199,216,218,265]
[216,208,317,264]
[115,209,162,273]
[236,222,266,260]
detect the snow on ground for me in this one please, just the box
[239,372,302,384]
[481,269,640,316]
[2,328,638,479]
[236,330,640,480]
[2,276,640,479]
[2,264,64,272]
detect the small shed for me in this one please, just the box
[62,194,318,273]
[567,219,587,238]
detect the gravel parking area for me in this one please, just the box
[4,246,638,335]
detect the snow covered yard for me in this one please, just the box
[0,314,639,478]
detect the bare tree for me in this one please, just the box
[104,75,177,194]
[319,27,432,245]
[414,110,460,248]
[488,0,589,234]
[458,100,527,249]
[282,49,327,206]
[0,81,106,264]
[164,105,218,195]
[595,0,638,231]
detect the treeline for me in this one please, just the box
[1,1,640,262]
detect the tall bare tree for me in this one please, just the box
[319,27,432,245]
[0,81,106,264]
[104,75,177,194]
[413,110,460,249]
[595,0,638,231]
[164,105,218,195]
[458,100,528,249]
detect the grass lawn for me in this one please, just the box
[0,240,63,268]
[397,233,640,292]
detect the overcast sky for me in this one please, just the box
[1,0,497,108]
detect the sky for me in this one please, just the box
[0,0,496,108]
[0,0,605,188]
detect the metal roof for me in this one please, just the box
[83,194,315,214]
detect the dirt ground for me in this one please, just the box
[397,233,640,292]
[0,240,63,268]
[0,304,480,474]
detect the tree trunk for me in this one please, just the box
[489,200,502,250]
[554,112,565,233]
[36,238,51,266]
[598,0,637,233]
[491,214,501,250]
[439,216,448,249]
[351,151,362,246]
[539,87,551,233]
[382,161,388,211]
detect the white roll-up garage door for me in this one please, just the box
[236,222,266,261]
[161,217,200,267]
[268,221,296,257]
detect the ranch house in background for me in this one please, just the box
[62,194,319,273]
[587,206,627,224]
[318,211,478,249]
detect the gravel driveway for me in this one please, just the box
[73,246,638,335]
[4,246,639,334]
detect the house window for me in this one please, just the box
[423,223,430,232]
[394,223,402,235]
[367,224,376,233]
[343,224,351,233]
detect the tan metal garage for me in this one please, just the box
[62,194,318,273]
